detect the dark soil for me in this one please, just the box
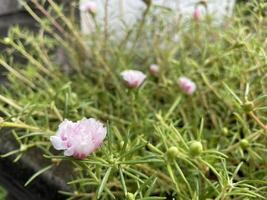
[0,129,72,200]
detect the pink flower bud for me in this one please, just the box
[193,9,201,20]
[50,118,107,159]
[120,70,146,88]
[149,64,159,76]
[178,76,196,95]
[79,1,97,14]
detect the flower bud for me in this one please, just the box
[240,139,249,149]
[126,192,135,200]
[222,127,228,136]
[4,37,11,44]
[189,141,203,156]
[149,64,159,76]
[242,101,254,113]
[193,9,201,20]
[166,146,178,159]
[120,141,125,148]
[79,1,97,15]
[178,76,196,95]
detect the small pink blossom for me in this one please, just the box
[50,118,107,159]
[79,1,97,14]
[120,70,146,88]
[178,76,196,95]
[149,64,159,76]
[193,9,201,20]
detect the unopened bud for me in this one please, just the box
[149,64,159,76]
[120,141,124,148]
[189,141,203,157]
[126,192,135,200]
[4,37,11,44]
[242,101,254,113]
[193,9,201,20]
[166,146,178,159]
[222,127,228,136]
[240,139,249,149]
[79,1,97,15]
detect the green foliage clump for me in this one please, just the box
[0,0,267,199]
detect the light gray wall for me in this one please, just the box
[80,0,236,36]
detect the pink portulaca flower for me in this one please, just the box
[120,70,146,88]
[79,1,97,14]
[50,118,107,159]
[178,76,196,95]
[149,64,159,76]
[193,9,201,20]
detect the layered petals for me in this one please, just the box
[120,70,146,88]
[178,76,196,95]
[50,118,107,159]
